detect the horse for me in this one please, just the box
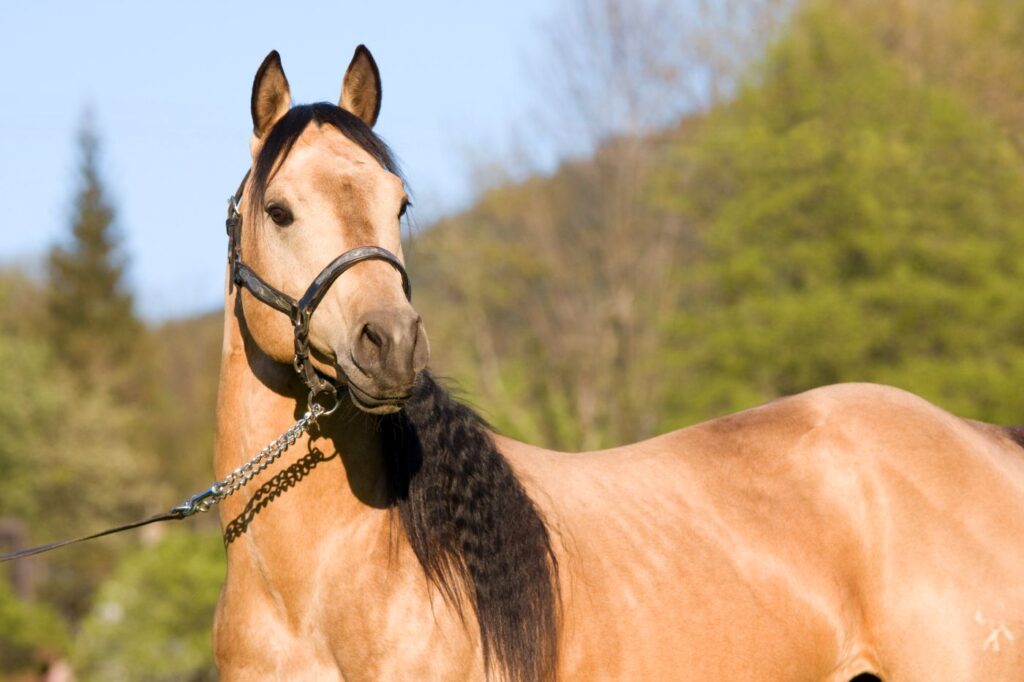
[212,47,1024,681]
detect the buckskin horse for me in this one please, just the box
[212,48,1024,681]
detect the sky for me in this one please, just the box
[0,1,556,319]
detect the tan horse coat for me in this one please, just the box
[212,48,1024,681]
[215,326,1024,680]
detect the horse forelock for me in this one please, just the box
[381,372,560,682]
[248,102,402,213]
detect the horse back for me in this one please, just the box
[513,383,1024,680]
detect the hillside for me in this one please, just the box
[410,0,1024,448]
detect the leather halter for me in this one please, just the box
[225,172,412,404]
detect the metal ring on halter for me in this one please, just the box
[309,389,341,417]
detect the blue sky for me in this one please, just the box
[1,1,555,319]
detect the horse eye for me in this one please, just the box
[399,200,411,219]
[266,203,293,227]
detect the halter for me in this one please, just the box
[225,172,412,407]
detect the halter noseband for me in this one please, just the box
[225,172,412,406]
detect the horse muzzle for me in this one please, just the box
[338,307,430,414]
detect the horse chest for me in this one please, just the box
[217,525,483,681]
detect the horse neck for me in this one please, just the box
[213,293,392,539]
[212,295,482,676]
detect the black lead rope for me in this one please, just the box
[0,486,219,563]
[0,511,189,563]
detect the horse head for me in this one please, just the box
[236,48,429,414]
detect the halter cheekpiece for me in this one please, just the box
[225,172,412,407]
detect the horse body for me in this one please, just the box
[216,300,1024,680]
[506,382,1024,680]
[212,47,1024,680]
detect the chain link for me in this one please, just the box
[172,392,338,518]
[213,405,322,500]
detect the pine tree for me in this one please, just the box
[37,116,168,623]
[47,115,141,392]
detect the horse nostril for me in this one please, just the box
[349,309,423,388]
[362,323,383,350]
[352,321,387,373]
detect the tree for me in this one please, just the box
[72,529,224,682]
[414,0,796,450]
[835,0,1024,143]
[530,0,795,157]
[0,272,165,623]
[0,117,167,633]
[414,0,1024,449]
[0,577,69,675]
[412,139,694,450]
[47,114,142,397]
[148,312,225,497]
[657,4,1024,427]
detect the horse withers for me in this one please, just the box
[212,47,1024,681]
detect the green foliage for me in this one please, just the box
[0,333,54,522]
[0,273,168,625]
[836,0,1024,138]
[72,529,224,682]
[413,0,1024,445]
[0,578,69,673]
[148,312,224,497]
[0,120,190,677]
[658,4,1024,427]
[0,329,144,530]
[411,142,688,450]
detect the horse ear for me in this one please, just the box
[340,45,382,128]
[251,50,291,138]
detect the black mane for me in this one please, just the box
[249,102,402,210]
[382,373,560,682]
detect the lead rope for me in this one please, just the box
[0,392,338,563]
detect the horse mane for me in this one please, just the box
[381,372,560,682]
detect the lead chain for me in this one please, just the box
[172,403,326,517]
[215,405,323,497]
